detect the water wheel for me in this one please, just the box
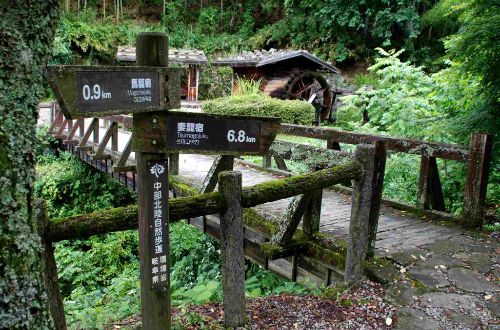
[285,71,332,124]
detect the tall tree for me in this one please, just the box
[0,1,60,328]
[445,0,500,154]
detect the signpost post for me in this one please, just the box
[48,31,280,329]
[133,32,172,330]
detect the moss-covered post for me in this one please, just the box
[219,171,246,328]
[35,200,67,330]
[134,32,171,330]
[0,2,60,328]
[345,142,386,285]
[262,155,272,168]
[168,153,179,175]
[303,189,322,237]
[461,133,493,228]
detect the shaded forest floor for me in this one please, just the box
[107,281,396,329]
[105,231,499,329]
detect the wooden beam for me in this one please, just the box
[273,156,288,171]
[90,122,117,160]
[47,161,362,242]
[200,155,234,193]
[271,194,313,246]
[113,136,132,169]
[281,123,469,161]
[78,118,98,148]
[269,140,353,169]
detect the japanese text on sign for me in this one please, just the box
[167,116,262,152]
[148,160,169,289]
[76,71,160,113]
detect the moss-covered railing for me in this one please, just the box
[278,123,493,228]
[45,101,493,228]
[47,162,360,242]
[44,142,386,287]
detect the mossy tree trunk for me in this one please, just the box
[0,2,60,328]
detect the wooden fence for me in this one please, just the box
[274,124,493,228]
[45,101,493,229]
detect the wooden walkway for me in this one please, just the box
[178,153,459,255]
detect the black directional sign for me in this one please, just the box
[48,65,180,119]
[76,71,161,113]
[166,116,262,153]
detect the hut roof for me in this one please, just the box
[116,46,208,65]
[214,49,340,73]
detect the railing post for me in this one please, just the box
[461,133,493,228]
[93,119,99,144]
[78,119,84,137]
[417,156,445,211]
[345,142,386,285]
[303,189,322,237]
[218,171,246,328]
[168,153,179,175]
[35,200,67,330]
[262,155,272,168]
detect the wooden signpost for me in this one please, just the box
[48,65,180,119]
[49,32,280,329]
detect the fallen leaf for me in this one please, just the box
[485,294,492,300]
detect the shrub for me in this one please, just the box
[202,94,316,125]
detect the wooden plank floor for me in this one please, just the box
[177,154,459,255]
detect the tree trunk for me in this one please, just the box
[0,1,60,328]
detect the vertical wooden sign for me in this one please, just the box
[134,32,171,330]
[147,160,169,289]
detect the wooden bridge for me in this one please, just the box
[39,102,493,286]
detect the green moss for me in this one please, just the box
[0,1,60,327]
[363,257,399,284]
[339,298,353,307]
[313,232,348,254]
[261,242,285,258]
[412,279,433,295]
[323,283,348,300]
[170,177,200,197]
[243,208,278,235]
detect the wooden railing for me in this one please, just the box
[43,101,493,228]
[269,123,493,228]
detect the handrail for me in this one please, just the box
[43,101,493,228]
[281,123,469,161]
[46,162,362,242]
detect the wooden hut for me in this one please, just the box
[214,49,340,121]
[116,46,207,103]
